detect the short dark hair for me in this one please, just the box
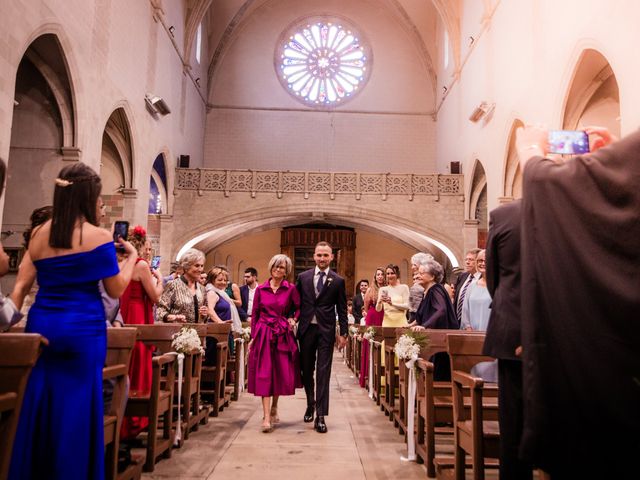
[244,267,258,277]
[23,205,53,249]
[50,163,102,248]
[0,158,6,198]
[315,241,333,251]
[355,279,369,291]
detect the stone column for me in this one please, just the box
[158,214,174,273]
[463,219,479,253]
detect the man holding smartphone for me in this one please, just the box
[515,126,640,478]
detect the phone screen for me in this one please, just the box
[113,221,129,244]
[151,256,161,270]
[548,130,590,155]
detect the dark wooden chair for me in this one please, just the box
[201,323,230,416]
[0,333,47,480]
[447,333,499,480]
[381,327,400,421]
[103,328,141,480]
[124,325,179,472]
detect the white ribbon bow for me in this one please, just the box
[368,340,374,399]
[237,339,245,393]
[173,353,185,446]
[401,355,418,462]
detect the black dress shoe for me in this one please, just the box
[304,406,314,423]
[314,416,327,433]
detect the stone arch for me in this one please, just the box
[560,48,620,137]
[173,203,462,269]
[149,153,169,214]
[184,0,214,65]
[101,107,134,191]
[501,118,524,200]
[467,159,488,247]
[2,32,77,258]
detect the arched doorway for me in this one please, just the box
[467,160,488,248]
[562,49,620,138]
[2,33,76,290]
[100,107,134,228]
[146,153,169,261]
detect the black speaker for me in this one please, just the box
[178,155,190,168]
[450,161,461,174]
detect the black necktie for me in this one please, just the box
[316,271,326,296]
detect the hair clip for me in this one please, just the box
[55,178,73,187]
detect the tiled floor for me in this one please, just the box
[142,353,501,479]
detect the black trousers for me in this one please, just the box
[299,324,334,416]
[497,359,533,480]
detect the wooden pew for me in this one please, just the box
[446,333,499,480]
[0,333,47,480]
[380,327,400,421]
[345,329,353,370]
[124,325,178,472]
[201,323,230,416]
[370,329,384,406]
[231,332,246,401]
[103,328,140,480]
[353,326,363,380]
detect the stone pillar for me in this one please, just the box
[121,188,139,226]
[463,219,479,253]
[158,214,174,273]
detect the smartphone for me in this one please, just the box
[151,255,161,270]
[113,221,129,248]
[548,130,590,155]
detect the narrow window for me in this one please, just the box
[196,23,202,64]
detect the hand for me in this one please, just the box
[410,325,425,332]
[516,125,549,168]
[168,314,186,323]
[112,321,123,328]
[247,339,253,355]
[118,238,138,258]
[464,326,473,331]
[198,305,209,319]
[337,335,347,351]
[515,345,523,357]
[584,126,617,152]
[287,318,296,330]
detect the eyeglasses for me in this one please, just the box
[476,260,486,264]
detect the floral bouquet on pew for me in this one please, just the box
[241,326,251,342]
[171,327,204,354]
[394,331,428,361]
[348,325,359,337]
[363,326,376,341]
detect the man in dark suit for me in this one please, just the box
[239,267,258,322]
[483,199,532,480]
[352,279,368,325]
[453,248,481,323]
[296,241,348,433]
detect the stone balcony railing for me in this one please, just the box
[175,168,463,200]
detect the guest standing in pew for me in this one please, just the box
[352,279,368,325]
[460,249,497,382]
[409,257,458,380]
[516,125,640,479]
[247,254,302,432]
[408,252,434,322]
[483,198,533,480]
[156,248,208,324]
[119,225,163,440]
[8,163,138,480]
[453,248,481,324]
[359,267,385,388]
[376,264,410,327]
[296,241,348,434]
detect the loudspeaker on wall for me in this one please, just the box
[450,161,461,174]
[178,155,190,168]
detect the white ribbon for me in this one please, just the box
[237,339,245,393]
[401,355,418,462]
[173,352,185,446]
[368,339,374,399]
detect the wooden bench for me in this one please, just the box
[201,323,230,416]
[124,325,180,472]
[444,333,499,480]
[103,328,142,480]
[231,332,247,401]
[370,329,384,406]
[353,326,363,380]
[0,333,47,480]
[380,327,400,421]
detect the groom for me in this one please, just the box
[296,241,348,433]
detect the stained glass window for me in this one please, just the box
[276,18,371,107]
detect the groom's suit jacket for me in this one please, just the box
[296,268,348,339]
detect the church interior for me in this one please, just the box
[0,0,637,479]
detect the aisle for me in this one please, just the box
[143,351,428,479]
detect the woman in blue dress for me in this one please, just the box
[9,163,137,479]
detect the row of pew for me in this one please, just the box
[345,326,499,480]
[0,322,247,480]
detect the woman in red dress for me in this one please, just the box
[359,267,386,388]
[120,226,164,439]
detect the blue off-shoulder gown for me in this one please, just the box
[9,242,119,480]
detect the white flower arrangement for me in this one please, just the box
[241,326,251,342]
[394,332,426,361]
[348,325,359,337]
[171,327,204,354]
[363,326,376,341]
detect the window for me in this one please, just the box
[444,29,449,69]
[276,17,371,107]
[195,23,202,64]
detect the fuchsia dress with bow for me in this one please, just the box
[247,280,302,396]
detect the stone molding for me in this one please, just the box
[175,168,462,200]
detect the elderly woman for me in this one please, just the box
[156,248,208,323]
[410,257,458,380]
[247,254,301,433]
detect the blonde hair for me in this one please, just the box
[206,266,228,286]
[268,254,292,276]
